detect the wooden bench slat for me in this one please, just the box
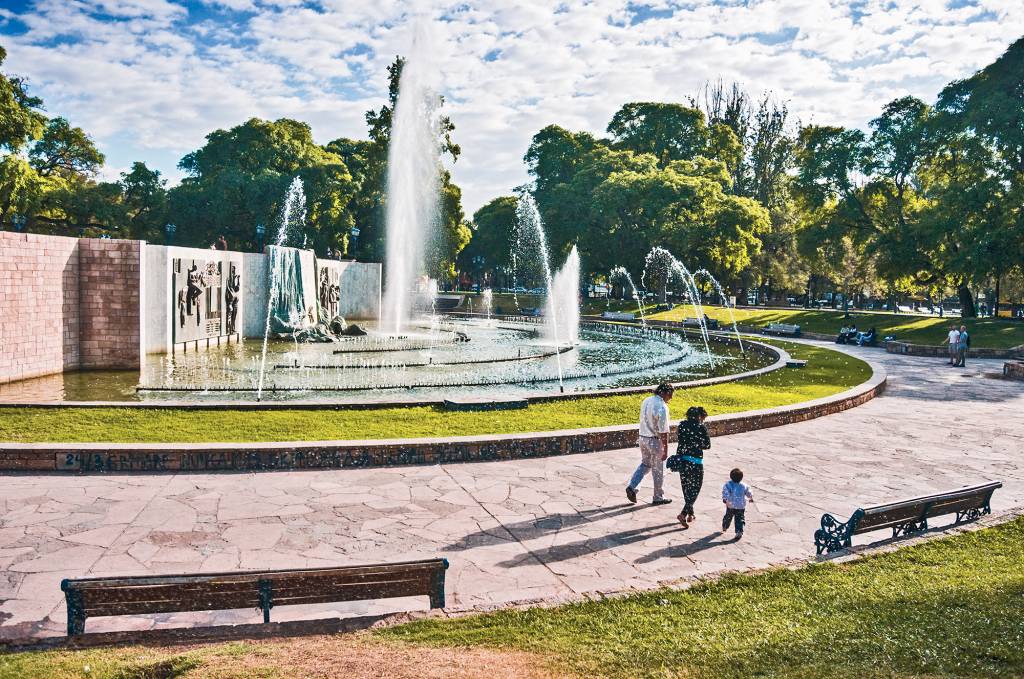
[62,558,449,635]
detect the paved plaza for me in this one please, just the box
[1,342,1022,641]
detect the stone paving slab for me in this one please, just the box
[0,343,1021,641]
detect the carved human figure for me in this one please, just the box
[225,263,241,335]
[186,262,204,327]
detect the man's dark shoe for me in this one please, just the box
[652,498,672,506]
[626,486,637,504]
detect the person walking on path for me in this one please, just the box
[955,325,969,367]
[945,325,960,366]
[722,468,754,540]
[674,405,710,528]
[626,383,674,506]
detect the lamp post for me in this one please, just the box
[11,214,26,232]
[349,226,360,259]
[255,223,265,252]
[164,222,176,246]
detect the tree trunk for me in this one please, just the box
[658,278,667,303]
[957,283,976,318]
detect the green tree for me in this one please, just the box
[119,162,167,241]
[0,46,46,155]
[171,117,354,251]
[460,195,518,276]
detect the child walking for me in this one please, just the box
[722,468,754,539]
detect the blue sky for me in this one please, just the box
[1,0,1022,212]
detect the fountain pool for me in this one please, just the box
[0,319,768,404]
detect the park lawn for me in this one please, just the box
[3,517,1022,678]
[649,305,1024,348]
[0,340,871,443]
[381,515,1024,678]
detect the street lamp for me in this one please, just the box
[255,223,265,252]
[164,222,176,246]
[349,226,360,258]
[11,214,26,232]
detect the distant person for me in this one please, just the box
[955,325,969,367]
[836,324,850,344]
[626,383,674,506]
[722,468,754,540]
[945,325,960,366]
[857,327,877,346]
[673,406,710,528]
[216,235,228,251]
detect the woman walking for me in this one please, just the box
[674,406,710,528]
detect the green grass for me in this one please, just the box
[0,340,870,443]
[381,516,1024,678]
[649,305,1024,349]
[4,518,1021,678]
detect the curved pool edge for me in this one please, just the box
[0,355,887,474]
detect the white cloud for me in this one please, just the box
[2,0,1022,214]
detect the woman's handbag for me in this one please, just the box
[665,454,684,472]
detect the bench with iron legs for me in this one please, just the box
[814,481,1001,555]
[682,317,719,330]
[763,322,801,337]
[61,558,449,636]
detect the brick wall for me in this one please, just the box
[78,239,141,369]
[0,233,142,383]
[0,232,80,384]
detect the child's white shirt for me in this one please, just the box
[722,480,753,509]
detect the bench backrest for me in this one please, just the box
[62,558,448,632]
[855,482,1001,534]
[765,323,799,332]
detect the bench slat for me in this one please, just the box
[62,558,449,635]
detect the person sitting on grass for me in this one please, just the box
[722,467,754,540]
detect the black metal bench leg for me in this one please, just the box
[63,584,86,636]
[429,565,447,609]
[814,509,863,555]
[258,579,273,623]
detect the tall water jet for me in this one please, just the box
[642,247,713,365]
[482,288,493,323]
[610,266,647,327]
[381,19,442,335]
[545,246,581,346]
[515,192,566,391]
[695,269,744,353]
[257,177,306,401]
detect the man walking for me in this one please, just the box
[955,325,969,367]
[626,383,674,506]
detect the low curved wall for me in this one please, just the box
[0,358,886,474]
[885,340,1023,360]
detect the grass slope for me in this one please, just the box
[646,305,1024,349]
[383,516,1024,678]
[0,341,870,443]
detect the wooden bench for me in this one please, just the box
[61,558,449,636]
[813,482,1001,555]
[763,322,801,337]
[682,317,720,330]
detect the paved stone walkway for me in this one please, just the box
[1,342,1022,640]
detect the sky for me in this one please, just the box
[1,0,1022,214]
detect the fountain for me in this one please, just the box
[609,266,647,328]
[545,246,581,346]
[642,247,714,365]
[695,268,744,353]
[515,192,568,391]
[482,288,493,323]
[381,19,442,335]
[257,177,306,401]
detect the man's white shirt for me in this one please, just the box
[639,395,669,438]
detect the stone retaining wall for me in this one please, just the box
[1004,361,1024,380]
[885,340,1023,360]
[0,360,886,473]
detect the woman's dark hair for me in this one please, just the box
[686,406,708,421]
[654,383,674,396]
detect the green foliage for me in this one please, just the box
[0,45,45,155]
[460,195,518,272]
